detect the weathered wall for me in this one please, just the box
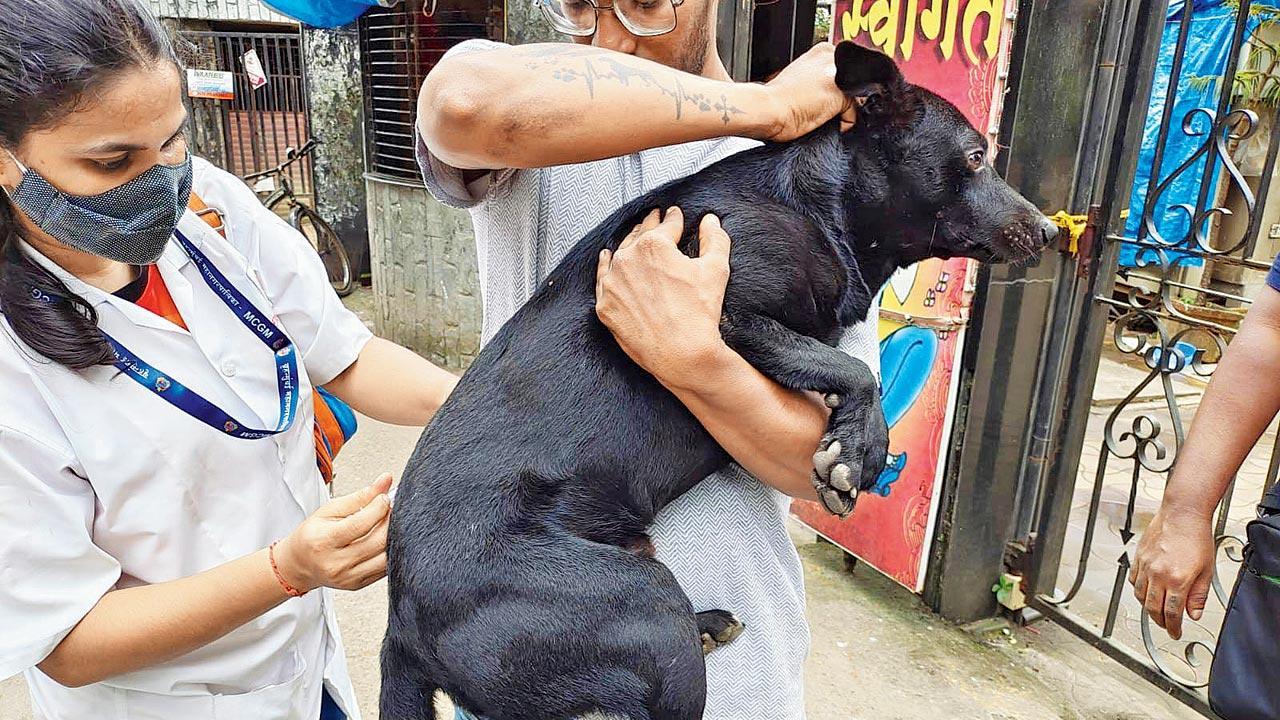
[504,0,565,45]
[303,26,371,275]
[366,180,482,371]
[149,0,291,22]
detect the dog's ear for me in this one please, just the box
[834,42,902,100]
[835,41,918,128]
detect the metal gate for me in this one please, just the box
[180,29,314,199]
[1020,0,1280,714]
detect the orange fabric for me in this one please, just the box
[135,264,187,330]
[185,192,341,483]
[312,397,345,483]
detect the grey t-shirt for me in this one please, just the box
[418,38,881,720]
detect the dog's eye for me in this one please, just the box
[967,150,986,170]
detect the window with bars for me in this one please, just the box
[359,1,496,182]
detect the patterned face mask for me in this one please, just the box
[2,148,193,265]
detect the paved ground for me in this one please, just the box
[0,290,1215,718]
[1053,349,1277,691]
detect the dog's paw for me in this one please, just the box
[697,610,745,655]
[812,438,857,517]
[811,394,890,518]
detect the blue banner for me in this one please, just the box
[261,0,384,28]
[1122,0,1278,267]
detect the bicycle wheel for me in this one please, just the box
[290,204,355,298]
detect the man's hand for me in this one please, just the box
[595,207,731,390]
[1129,506,1215,640]
[759,42,858,142]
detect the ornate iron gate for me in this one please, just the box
[1024,0,1280,714]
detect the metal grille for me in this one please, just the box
[181,29,314,197]
[359,1,494,182]
[1024,0,1280,714]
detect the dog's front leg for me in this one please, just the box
[720,313,888,518]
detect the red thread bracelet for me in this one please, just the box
[268,541,306,598]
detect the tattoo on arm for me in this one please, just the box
[518,46,747,124]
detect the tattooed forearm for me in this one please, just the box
[527,48,747,125]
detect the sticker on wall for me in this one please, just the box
[186,69,234,101]
[242,49,269,90]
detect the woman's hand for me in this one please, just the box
[1129,506,1216,640]
[595,207,732,392]
[274,473,393,593]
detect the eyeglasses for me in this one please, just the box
[538,0,685,38]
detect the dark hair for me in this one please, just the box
[0,0,177,369]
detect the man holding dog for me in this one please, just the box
[417,1,869,716]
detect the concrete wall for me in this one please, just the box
[366,179,482,371]
[505,0,564,44]
[149,0,291,22]
[303,26,372,275]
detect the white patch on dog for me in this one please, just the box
[887,264,919,306]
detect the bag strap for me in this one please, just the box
[1261,481,1280,515]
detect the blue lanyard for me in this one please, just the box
[33,230,300,440]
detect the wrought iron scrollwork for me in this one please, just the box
[1140,107,1259,256]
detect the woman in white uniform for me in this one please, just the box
[0,1,459,718]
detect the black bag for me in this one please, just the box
[1208,485,1280,719]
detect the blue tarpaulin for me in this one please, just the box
[262,0,384,27]
[1121,0,1276,267]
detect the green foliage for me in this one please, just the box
[1215,1,1280,107]
[814,5,833,45]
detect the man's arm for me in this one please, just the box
[418,42,852,171]
[1131,288,1280,639]
[667,344,831,501]
[595,209,833,500]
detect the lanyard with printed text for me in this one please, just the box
[36,229,299,440]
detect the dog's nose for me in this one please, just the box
[1037,216,1061,247]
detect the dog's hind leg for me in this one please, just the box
[380,635,437,720]
[720,312,889,518]
[695,609,745,655]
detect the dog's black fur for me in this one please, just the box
[382,44,1057,720]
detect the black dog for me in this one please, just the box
[382,43,1057,720]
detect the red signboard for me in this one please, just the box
[791,0,1017,592]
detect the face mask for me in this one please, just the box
[2,148,193,265]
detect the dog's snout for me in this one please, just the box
[1037,216,1061,247]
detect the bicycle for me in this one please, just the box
[243,138,356,298]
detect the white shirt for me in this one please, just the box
[0,158,372,720]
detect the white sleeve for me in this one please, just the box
[194,160,374,386]
[415,38,522,209]
[0,426,121,678]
